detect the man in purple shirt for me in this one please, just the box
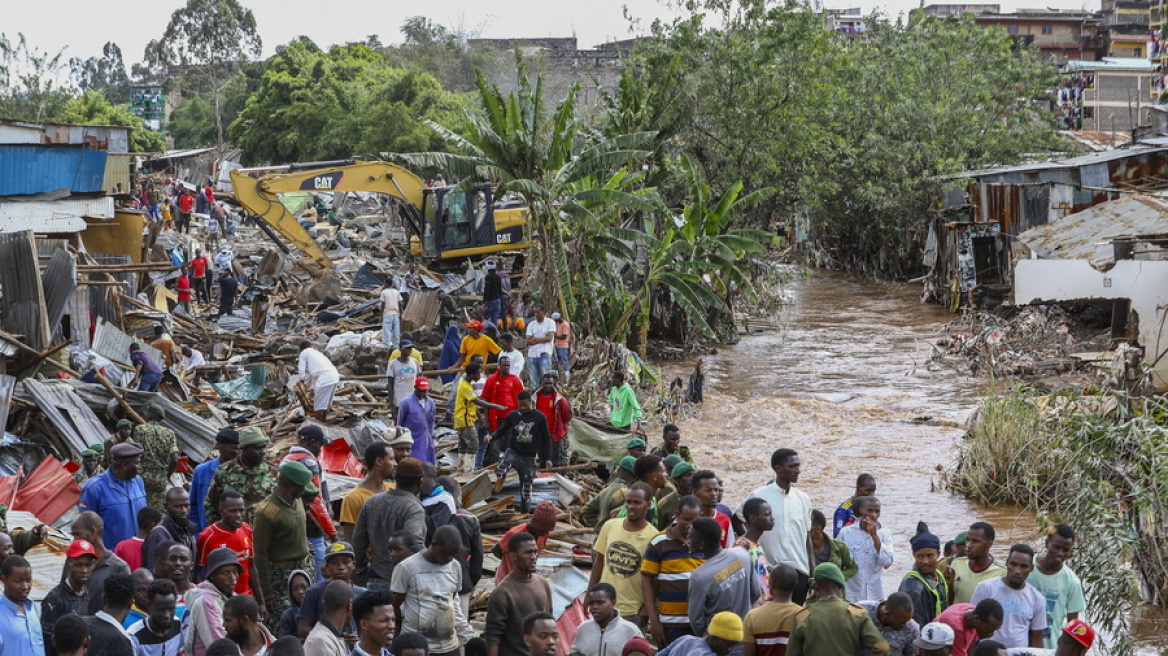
[129,343,163,391]
[397,377,436,463]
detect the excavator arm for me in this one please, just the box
[229,159,429,276]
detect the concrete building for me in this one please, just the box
[468,37,640,109]
[823,7,867,35]
[1101,0,1154,56]
[974,12,1106,63]
[1062,57,1156,131]
[913,4,1001,17]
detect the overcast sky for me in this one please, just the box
[8,0,1099,68]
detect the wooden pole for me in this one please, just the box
[15,339,74,374]
[95,372,146,424]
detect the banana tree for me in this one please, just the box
[609,156,777,347]
[390,56,654,316]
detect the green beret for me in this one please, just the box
[116,419,134,429]
[626,437,647,449]
[80,449,97,458]
[617,456,637,473]
[813,562,847,588]
[663,454,683,471]
[88,443,105,452]
[238,426,269,447]
[671,461,697,479]
[279,460,314,488]
[146,403,166,419]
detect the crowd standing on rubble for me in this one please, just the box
[0,178,1102,656]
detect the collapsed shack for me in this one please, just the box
[0,191,704,625]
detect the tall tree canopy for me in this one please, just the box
[69,42,131,105]
[229,40,460,164]
[158,0,262,144]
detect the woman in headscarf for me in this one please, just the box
[438,325,462,384]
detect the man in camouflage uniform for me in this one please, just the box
[254,460,314,632]
[132,403,180,507]
[0,503,47,556]
[104,419,134,467]
[72,447,105,487]
[205,426,279,526]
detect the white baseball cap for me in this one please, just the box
[914,623,955,650]
[551,312,562,320]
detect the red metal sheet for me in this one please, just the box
[320,441,362,478]
[12,456,81,525]
[556,595,588,655]
[0,470,21,509]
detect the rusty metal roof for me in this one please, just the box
[1017,194,1168,267]
[1061,130,1131,152]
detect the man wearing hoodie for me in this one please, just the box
[278,570,311,638]
[184,548,242,656]
[486,391,552,513]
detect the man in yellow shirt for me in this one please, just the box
[458,321,501,368]
[454,362,505,474]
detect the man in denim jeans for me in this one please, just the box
[525,305,556,386]
[483,261,504,323]
[129,343,163,391]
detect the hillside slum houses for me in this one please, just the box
[923,139,1168,391]
[0,119,693,616]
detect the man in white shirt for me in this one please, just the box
[525,305,556,385]
[298,341,341,422]
[970,545,1047,649]
[498,333,526,385]
[739,448,813,604]
[214,245,234,275]
[180,346,206,372]
[380,280,403,349]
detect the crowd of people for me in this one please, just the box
[9,424,1099,656]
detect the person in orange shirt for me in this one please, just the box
[457,321,501,368]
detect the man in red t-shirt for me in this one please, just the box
[190,249,211,305]
[481,355,524,431]
[177,190,195,234]
[534,372,573,466]
[197,489,261,604]
[176,266,193,314]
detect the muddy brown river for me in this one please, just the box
[669,269,1166,654]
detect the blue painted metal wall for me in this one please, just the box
[0,145,108,196]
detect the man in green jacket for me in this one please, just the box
[789,563,889,656]
[607,371,643,430]
[810,510,858,580]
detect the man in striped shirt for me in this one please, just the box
[642,495,705,646]
[743,564,801,656]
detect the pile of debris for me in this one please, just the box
[928,305,1114,388]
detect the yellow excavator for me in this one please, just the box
[229,159,530,274]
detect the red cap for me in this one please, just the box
[414,377,430,390]
[465,320,483,330]
[1063,619,1095,649]
[66,540,97,559]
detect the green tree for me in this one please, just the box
[168,62,263,148]
[69,42,131,105]
[59,91,165,152]
[158,0,262,144]
[230,40,457,163]
[0,32,71,122]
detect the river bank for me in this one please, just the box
[668,269,1166,654]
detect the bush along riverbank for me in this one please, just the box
[946,384,1168,656]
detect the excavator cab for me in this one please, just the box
[415,183,529,259]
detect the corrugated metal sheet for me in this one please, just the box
[12,455,81,525]
[66,380,219,460]
[0,125,44,144]
[0,231,51,352]
[20,378,108,456]
[1018,195,1168,267]
[0,197,116,234]
[67,287,92,351]
[92,316,163,368]
[102,153,132,194]
[0,375,14,432]
[0,145,108,196]
[41,248,77,338]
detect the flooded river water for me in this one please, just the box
[670,269,1165,653]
